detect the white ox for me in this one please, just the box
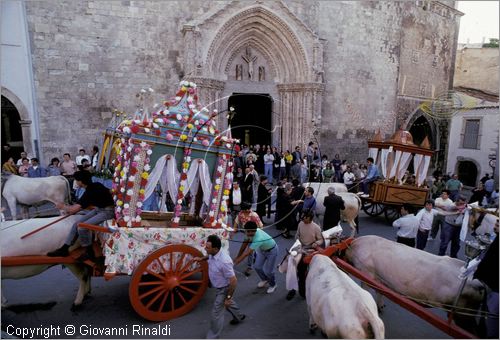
[344,235,485,331]
[306,255,385,339]
[304,183,361,237]
[2,175,71,220]
[1,215,91,309]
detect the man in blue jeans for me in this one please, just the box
[47,170,115,261]
[234,221,279,294]
[438,196,466,258]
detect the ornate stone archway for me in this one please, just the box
[181,2,325,149]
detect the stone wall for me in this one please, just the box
[454,47,499,95]
[316,1,401,161]
[26,0,208,158]
[23,0,461,164]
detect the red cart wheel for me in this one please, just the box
[129,244,208,321]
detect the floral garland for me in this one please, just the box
[205,154,230,228]
[111,138,152,227]
[218,155,233,228]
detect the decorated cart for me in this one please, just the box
[361,129,434,222]
[2,81,239,321]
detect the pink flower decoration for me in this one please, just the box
[188,88,195,94]
[131,161,138,168]
[202,139,209,147]
[136,209,142,215]
[166,133,173,141]
[134,147,141,153]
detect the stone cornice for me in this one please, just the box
[277,82,325,92]
[189,77,225,91]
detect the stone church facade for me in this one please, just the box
[2,0,462,167]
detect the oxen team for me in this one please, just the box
[1,177,495,339]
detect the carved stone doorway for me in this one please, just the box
[228,93,273,147]
[182,3,325,151]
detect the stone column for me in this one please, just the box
[277,83,324,150]
[19,119,34,157]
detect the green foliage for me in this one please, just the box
[482,38,499,48]
[93,167,114,179]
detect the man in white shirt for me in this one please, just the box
[263,149,274,184]
[16,151,30,166]
[430,190,454,240]
[229,182,242,224]
[75,149,91,166]
[415,200,439,250]
[343,166,356,192]
[392,204,419,247]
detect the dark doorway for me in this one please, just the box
[457,160,478,187]
[1,96,24,160]
[228,93,272,147]
[408,115,434,174]
[409,115,433,147]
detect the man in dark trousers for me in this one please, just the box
[256,176,271,222]
[242,167,254,203]
[47,170,115,261]
[323,186,345,230]
[194,234,245,338]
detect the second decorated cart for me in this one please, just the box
[361,129,434,222]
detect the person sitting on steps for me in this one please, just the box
[47,170,115,262]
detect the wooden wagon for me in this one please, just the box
[361,129,434,222]
[2,81,239,321]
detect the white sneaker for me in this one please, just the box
[266,285,277,294]
[257,280,268,288]
[427,236,434,241]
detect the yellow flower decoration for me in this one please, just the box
[187,123,194,130]
[117,200,123,206]
[120,170,125,177]
[179,185,185,192]
[139,189,145,194]
[116,164,121,170]
[141,172,149,179]
[180,134,188,141]
[183,162,189,169]
[181,86,187,92]
[223,189,229,195]
[215,184,220,190]
[220,206,225,212]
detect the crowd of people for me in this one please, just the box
[231,142,371,193]
[1,144,102,200]
[1,144,100,179]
